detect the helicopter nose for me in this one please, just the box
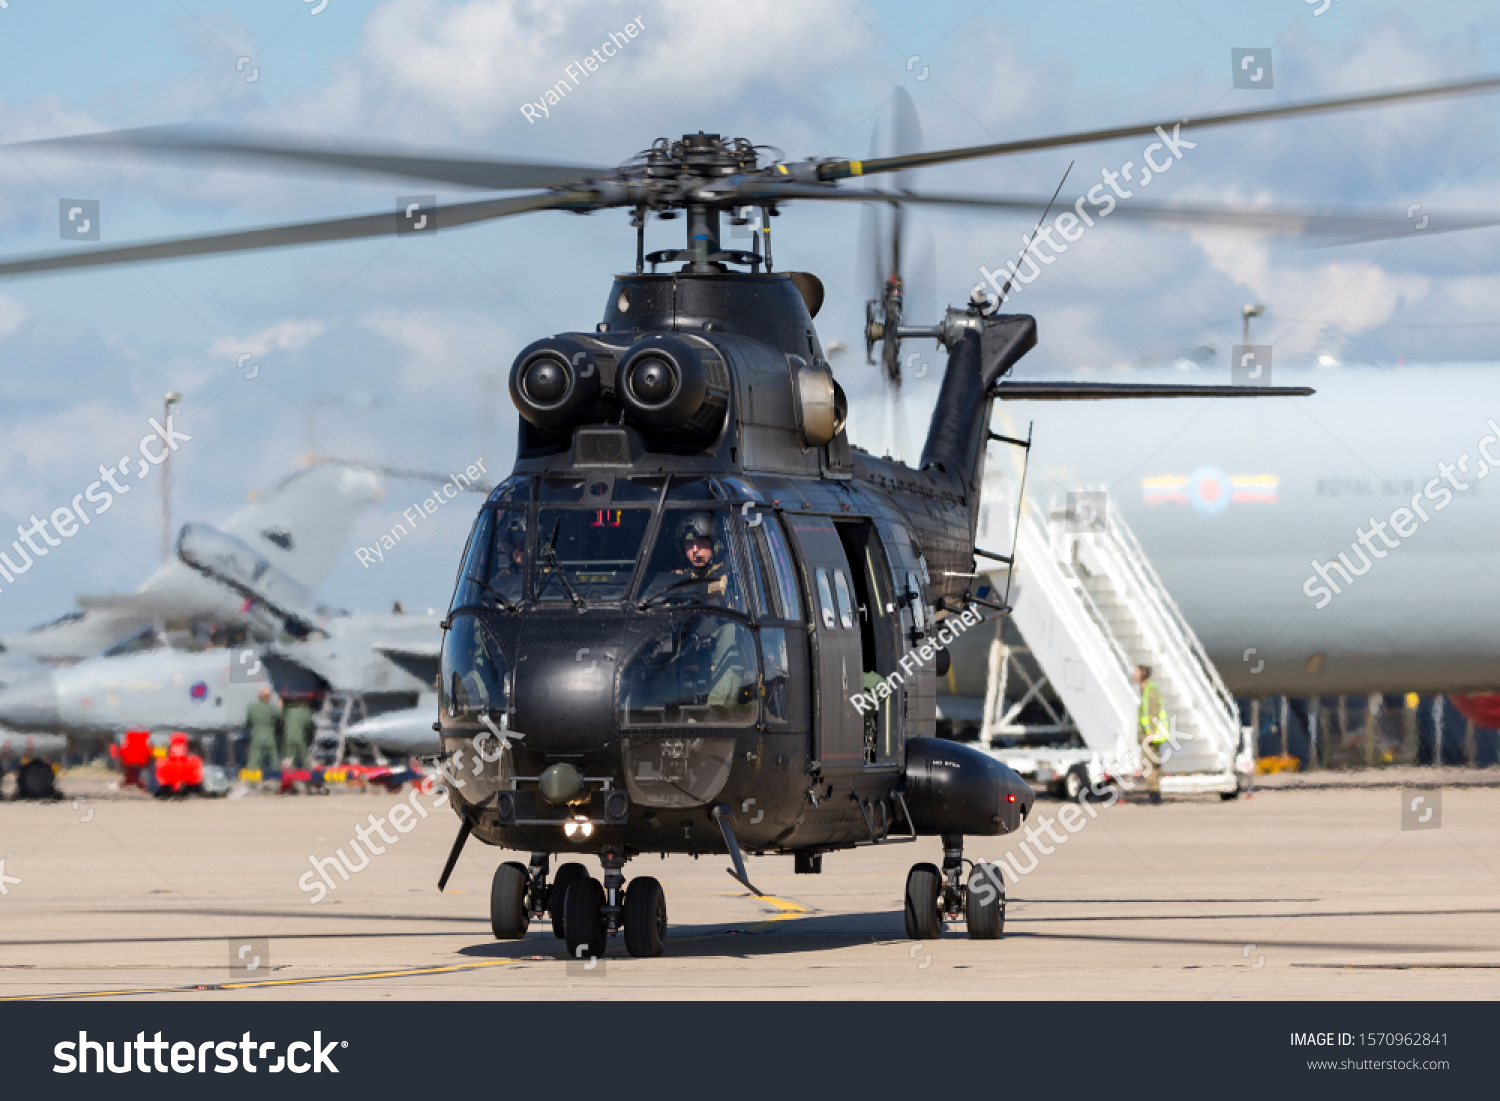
[512,620,628,755]
[0,671,62,731]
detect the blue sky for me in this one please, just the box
[2,0,1499,632]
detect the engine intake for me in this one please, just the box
[509,336,607,435]
[616,333,729,444]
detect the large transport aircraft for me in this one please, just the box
[922,362,1500,708]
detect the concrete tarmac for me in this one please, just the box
[1,778,1497,1000]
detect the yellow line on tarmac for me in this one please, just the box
[741,893,809,933]
[0,958,521,1001]
[10,895,819,998]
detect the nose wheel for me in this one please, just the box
[554,856,670,960]
[564,876,608,960]
[905,836,1004,941]
[623,875,667,957]
[548,861,588,939]
[490,861,532,939]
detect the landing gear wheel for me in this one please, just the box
[623,876,668,958]
[549,862,587,939]
[16,760,56,800]
[564,876,607,961]
[904,862,943,940]
[965,863,1005,940]
[490,861,531,940]
[1064,765,1089,802]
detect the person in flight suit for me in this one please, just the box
[647,512,748,720]
[245,686,280,783]
[660,511,730,604]
[281,695,314,770]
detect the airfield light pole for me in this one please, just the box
[1242,303,1265,345]
[161,391,182,564]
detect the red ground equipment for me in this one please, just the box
[154,732,204,796]
[116,729,154,791]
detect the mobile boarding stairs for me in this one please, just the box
[974,485,1253,800]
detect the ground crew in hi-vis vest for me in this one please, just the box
[1134,664,1169,805]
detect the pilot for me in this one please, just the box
[664,511,729,606]
[498,519,527,572]
[665,513,753,719]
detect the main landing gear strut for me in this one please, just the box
[489,845,668,959]
[904,833,1004,941]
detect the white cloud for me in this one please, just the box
[0,295,29,337]
[1188,226,1431,358]
[314,0,864,143]
[209,319,326,359]
[362,307,515,391]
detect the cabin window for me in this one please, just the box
[816,569,837,630]
[832,569,856,629]
[760,627,791,724]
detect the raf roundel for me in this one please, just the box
[1187,467,1233,516]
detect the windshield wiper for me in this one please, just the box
[638,575,707,610]
[542,518,586,611]
[465,575,514,611]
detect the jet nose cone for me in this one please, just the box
[0,672,61,731]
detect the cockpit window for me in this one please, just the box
[540,476,587,503]
[536,507,652,603]
[637,508,747,614]
[666,476,725,501]
[618,614,758,727]
[488,476,530,504]
[102,626,162,657]
[612,476,666,502]
[746,512,801,621]
[440,614,510,722]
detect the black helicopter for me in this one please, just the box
[6,73,1500,958]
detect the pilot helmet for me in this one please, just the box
[676,511,716,548]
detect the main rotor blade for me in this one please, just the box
[13,125,611,191]
[0,192,580,278]
[817,73,1500,180]
[993,382,1315,400]
[756,182,1500,240]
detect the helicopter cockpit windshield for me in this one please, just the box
[448,475,753,612]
